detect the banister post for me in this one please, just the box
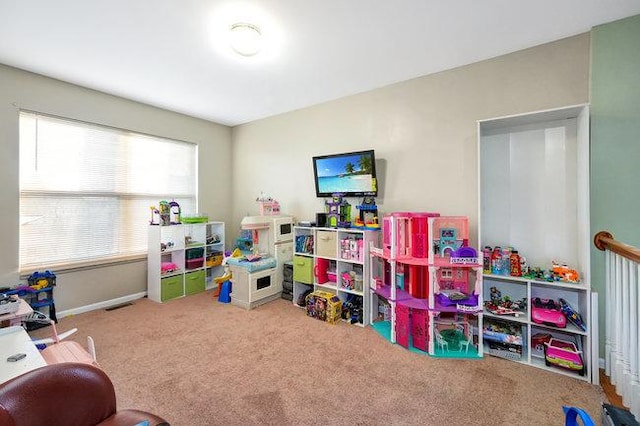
[594,231,614,251]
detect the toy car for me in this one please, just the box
[531,332,552,352]
[552,262,580,283]
[531,297,566,328]
[544,338,585,376]
[558,298,587,331]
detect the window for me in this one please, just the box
[19,111,197,272]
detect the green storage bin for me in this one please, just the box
[293,255,313,284]
[186,247,204,260]
[161,275,183,302]
[185,270,206,295]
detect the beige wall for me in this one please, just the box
[0,32,591,312]
[0,64,232,311]
[231,34,591,245]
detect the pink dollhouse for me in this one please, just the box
[370,212,483,359]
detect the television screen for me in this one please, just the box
[312,150,377,197]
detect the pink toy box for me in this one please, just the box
[305,290,342,324]
[340,237,364,261]
[186,257,204,270]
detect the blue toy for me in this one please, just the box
[218,280,232,303]
[563,406,594,426]
[559,298,587,331]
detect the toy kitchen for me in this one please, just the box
[226,215,294,309]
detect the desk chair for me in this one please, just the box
[0,363,169,426]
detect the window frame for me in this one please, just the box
[18,110,198,274]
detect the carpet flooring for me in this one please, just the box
[34,291,606,425]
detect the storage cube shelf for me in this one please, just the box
[148,222,225,303]
[481,272,591,380]
[479,105,595,382]
[292,226,379,327]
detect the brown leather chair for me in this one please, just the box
[0,362,169,426]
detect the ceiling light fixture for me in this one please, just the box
[229,22,262,57]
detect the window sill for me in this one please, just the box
[20,254,147,278]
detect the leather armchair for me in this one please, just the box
[0,362,169,426]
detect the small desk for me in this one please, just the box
[0,298,33,328]
[0,326,46,384]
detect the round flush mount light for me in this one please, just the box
[229,22,262,57]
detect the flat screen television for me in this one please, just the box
[312,150,378,197]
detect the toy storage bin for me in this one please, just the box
[186,247,204,259]
[206,251,223,267]
[181,214,209,224]
[293,255,313,284]
[305,290,342,324]
[488,341,523,361]
[160,275,183,302]
[185,270,205,295]
[186,257,204,269]
[316,231,337,258]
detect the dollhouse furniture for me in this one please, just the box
[435,330,448,351]
[0,362,169,425]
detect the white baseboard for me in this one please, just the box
[57,292,147,318]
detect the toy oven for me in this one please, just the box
[229,266,280,310]
[272,216,294,244]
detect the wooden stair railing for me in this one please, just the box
[594,230,640,420]
[594,231,640,264]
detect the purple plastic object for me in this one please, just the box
[436,292,478,307]
[451,246,478,258]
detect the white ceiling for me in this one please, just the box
[1,1,639,126]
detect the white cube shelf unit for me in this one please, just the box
[292,226,380,327]
[478,104,596,382]
[482,274,591,379]
[147,222,225,303]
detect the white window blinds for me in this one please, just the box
[19,111,197,272]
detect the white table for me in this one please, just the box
[0,326,46,384]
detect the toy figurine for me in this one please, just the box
[325,193,351,228]
[149,206,160,225]
[490,286,502,304]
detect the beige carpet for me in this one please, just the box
[34,291,606,425]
